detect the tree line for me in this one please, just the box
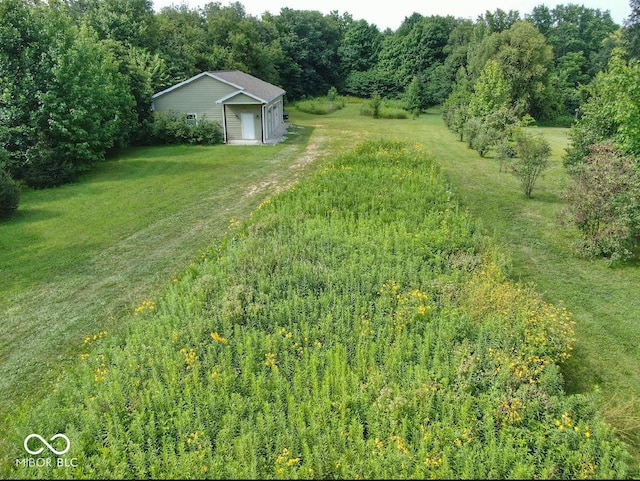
[0,0,639,217]
[440,1,640,263]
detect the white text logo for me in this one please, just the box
[23,433,71,456]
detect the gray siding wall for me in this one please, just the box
[152,75,236,125]
[263,97,285,141]
[225,105,261,141]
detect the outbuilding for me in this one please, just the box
[152,70,287,144]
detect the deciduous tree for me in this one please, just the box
[626,0,640,59]
[510,130,551,198]
[469,21,554,119]
[0,1,136,187]
[565,48,640,168]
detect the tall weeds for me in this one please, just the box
[5,140,631,479]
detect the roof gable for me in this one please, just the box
[152,70,285,104]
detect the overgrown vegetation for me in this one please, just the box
[4,141,631,479]
[293,98,345,115]
[0,167,19,219]
[561,49,640,261]
[360,95,409,119]
[146,111,224,145]
[416,109,640,465]
[563,142,640,263]
[293,88,346,115]
[0,134,317,472]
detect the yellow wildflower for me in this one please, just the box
[211,332,228,344]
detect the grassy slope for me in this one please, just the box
[0,128,326,450]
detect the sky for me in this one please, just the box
[152,0,632,31]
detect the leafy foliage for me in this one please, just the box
[338,18,382,74]
[442,77,472,142]
[0,167,19,219]
[565,49,640,169]
[148,111,223,145]
[294,89,346,115]
[271,8,343,99]
[0,1,136,188]
[509,130,552,198]
[468,60,511,118]
[373,15,459,101]
[403,76,422,117]
[358,92,406,120]
[626,0,640,58]
[470,21,554,119]
[529,4,618,76]
[563,142,640,263]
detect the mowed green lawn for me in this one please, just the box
[1,100,639,465]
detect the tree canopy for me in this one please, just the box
[0,0,631,194]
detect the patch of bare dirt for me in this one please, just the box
[243,131,326,199]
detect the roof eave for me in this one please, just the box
[152,71,214,99]
[216,89,285,104]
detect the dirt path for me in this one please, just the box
[243,126,327,199]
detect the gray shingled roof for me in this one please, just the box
[152,70,286,103]
[209,70,286,103]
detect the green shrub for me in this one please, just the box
[535,114,576,128]
[563,142,640,263]
[509,130,552,198]
[463,116,494,157]
[359,97,408,119]
[294,96,345,115]
[22,142,78,188]
[149,111,223,145]
[442,96,470,142]
[0,168,19,219]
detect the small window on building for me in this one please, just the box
[185,113,197,126]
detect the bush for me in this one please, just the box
[510,130,551,198]
[442,98,470,142]
[459,109,519,159]
[22,142,78,188]
[563,142,640,263]
[294,93,345,115]
[495,114,534,171]
[359,96,408,119]
[149,111,223,145]
[535,114,576,128]
[463,116,493,157]
[0,168,20,219]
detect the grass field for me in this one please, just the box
[0,126,326,453]
[1,100,638,473]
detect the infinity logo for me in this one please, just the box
[24,434,71,456]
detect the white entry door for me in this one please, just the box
[241,113,256,140]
